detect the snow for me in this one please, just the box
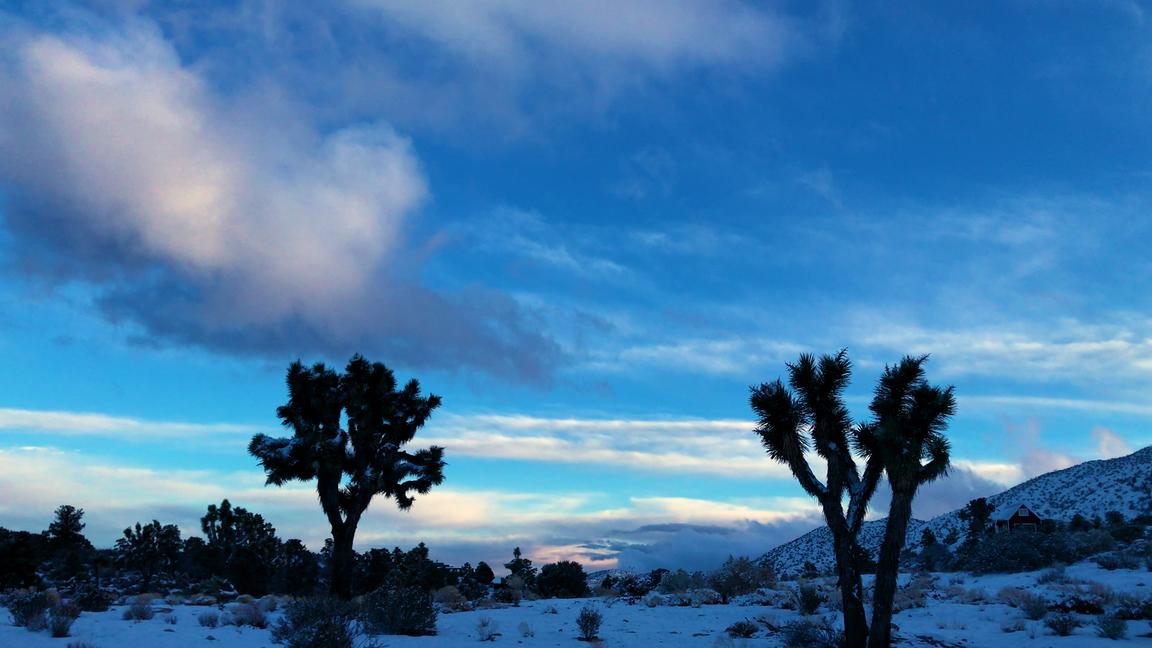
[763,445,1152,576]
[5,561,1150,646]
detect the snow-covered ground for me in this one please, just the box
[3,562,1150,647]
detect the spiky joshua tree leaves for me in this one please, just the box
[750,351,883,648]
[860,355,954,648]
[249,355,445,599]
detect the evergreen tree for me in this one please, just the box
[0,527,48,589]
[858,355,954,648]
[503,546,537,588]
[536,561,589,598]
[275,539,320,596]
[249,355,446,599]
[474,561,495,585]
[750,351,883,648]
[200,499,281,595]
[115,520,182,590]
[45,505,94,582]
[958,497,993,541]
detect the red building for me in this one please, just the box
[994,503,1043,532]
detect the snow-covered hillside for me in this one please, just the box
[761,446,1152,577]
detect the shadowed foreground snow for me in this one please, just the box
[3,562,1150,647]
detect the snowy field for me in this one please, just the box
[3,562,1150,647]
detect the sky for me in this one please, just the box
[0,0,1151,574]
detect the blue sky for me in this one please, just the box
[1,0,1151,572]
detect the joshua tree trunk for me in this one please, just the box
[829,521,869,648]
[868,487,916,648]
[329,524,358,600]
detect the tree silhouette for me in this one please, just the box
[858,355,954,648]
[750,351,883,648]
[115,520,181,590]
[249,355,445,599]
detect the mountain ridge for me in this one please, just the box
[759,445,1152,577]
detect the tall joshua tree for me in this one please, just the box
[249,355,445,599]
[859,355,954,648]
[750,351,883,648]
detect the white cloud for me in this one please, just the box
[2,23,425,324]
[349,0,799,72]
[1092,426,1133,458]
[0,407,264,439]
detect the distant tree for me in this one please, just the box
[958,498,993,542]
[503,546,537,588]
[535,561,589,599]
[249,355,446,599]
[0,527,48,589]
[200,499,281,595]
[859,355,954,648]
[750,351,883,648]
[275,539,320,596]
[708,556,776,602]
[474,561,495,585]
[45,505,94,582]
[115,520,181,590]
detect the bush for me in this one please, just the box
[231,602,268,628]
[517,620,534,638]
[433,585,468,610]
[362,586,437,636]
[122,598,154,621]
[709,556,776,600]
[576,605,602,641]
[725,619,759,638]
[656,569,694,594]
[792,582,823,615]
[49,603,81,638]
[536,561,590,599]
[6,590,50,628]
[1044,612,1081,636]
[780,616,844,648]
[998,587,1048,620]
[270,596,355,648]
[198,611,219,628]
[959,530,1114,574]
[73,585,112,612]
[1096,612,1128,640]
[476,616,499,641]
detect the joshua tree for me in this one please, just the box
[750,351,883,648]
[249,355,445,599]
[858,355,954,648]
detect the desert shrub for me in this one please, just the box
[1052,588,1107,615]
[73,585,112,612]
[1036,565,1068,584]
[198,611,220,628]
[231,602,268,628]
[49,603,81,638]
[535,561,590,599]
[893,575,933,612]
[576,605,602,641]
[1094,551,1140,571]
[709,556,776,600]
[1113,592,1151,620]
[6,589,51,628]
[1001,619,1026,633]
[1044,612,1081,636]
[270,596,355,648]
[643,591,661,607]
[959,530,1114,574]
[1096,612,1127,640]
[657,569,694,594]
[780,616,844,648]
[433,585,468,610]
[476,616,499,641]
[518,620,534,637]
[998,587,1048,620]
[792,582,823,615]
[122,598,154,621]
[362,586,437,636]
[725,619,759,638]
